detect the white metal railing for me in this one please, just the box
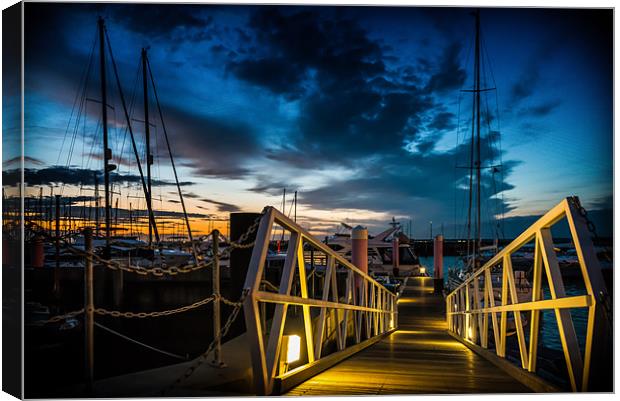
[446,197,611,391]
[243,207,398,395]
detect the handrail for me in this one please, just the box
[446,197,610,391]
[243,206,398,395]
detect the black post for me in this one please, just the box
[98,16,112,257]
[229,212,261,336]
[142,48,153,247]
[84,227,94,392]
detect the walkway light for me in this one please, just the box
[286,334,301,364]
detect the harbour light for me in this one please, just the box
[286,335,301,364]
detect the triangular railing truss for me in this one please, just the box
[446,197,611,391]
[243,207,398,395]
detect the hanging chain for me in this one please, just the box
[569,197,612,263]
[225,213,262,251]
[34,309,85,325]
[569,197,613,325]
[94,296,215,318]
[24,215,265,277]
[161,289,248,395]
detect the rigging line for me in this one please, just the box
[94,322,188,361]
[286,190,295,218]
[64,43,95,170]
[104,27,161,245]
[62,59,93,197]
[116,59,142,176]
[481,30,505,238]
[57,27,98,166]
[85,117,102,170]
[146,55,198,262]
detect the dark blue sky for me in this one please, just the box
[19,3,612,237]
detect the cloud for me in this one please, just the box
[524,99,562,117]
[424,42,467,93]
[428,111,456,131]
[510,67,539,103]
[110,4,213,42]
[5,166,195,187]
[200,198,241,213]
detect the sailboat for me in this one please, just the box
[447,10,532,304]
[43,17,199,270]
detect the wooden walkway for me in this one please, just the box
[287,277,530,395]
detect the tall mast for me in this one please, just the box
[474,10,482,268]
[98,17,113,254]
[142,48,153,247]
[94,172,100,236]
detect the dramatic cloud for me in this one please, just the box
[110,4,213,41]
[200,198,241,213]
[424,42,467,93]
[19,4,612,238]
[5,166,195,187]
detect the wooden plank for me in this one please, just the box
[287,279,530,395]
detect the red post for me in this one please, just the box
[392,236,399,277]
[433,235,444,293]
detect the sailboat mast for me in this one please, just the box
[94,172,100,236]
[98,17,112,252]
[474,10,482,268]
[142,48,153,247]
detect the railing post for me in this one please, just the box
[84,227,94,392]
[212,229,223,367]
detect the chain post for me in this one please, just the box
[84,227,94,392]
[212,229,223,367]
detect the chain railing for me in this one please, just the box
[25,215,261,277]
[446,197,611,392]
[29,213,263,393]
[161,289,248,395]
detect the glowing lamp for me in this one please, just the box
[285,335,301,364]
[419,267,426,274]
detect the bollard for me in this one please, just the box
[84,227,94,392]
[212,230,224,367]
[392,236,400,277]
[433,235,444,293]
[351,226,368,274]
[352,225,368,297]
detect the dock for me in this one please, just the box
[27,197,612,397]
[287,277,530,395]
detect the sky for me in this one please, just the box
[7,3,613,238]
